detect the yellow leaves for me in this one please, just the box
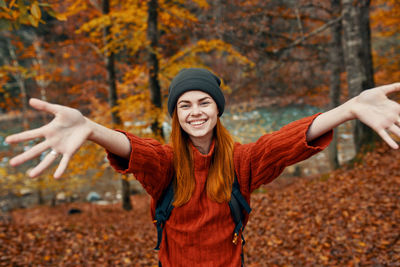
[162,39,254,75]
[77,3,148,55]
[0,0,61,28]
[159,0,198,27]
[62,0,88,18]
[30,2,41,20]
[49,11,67,22]
[0,166,7,176]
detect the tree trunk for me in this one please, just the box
[7,40,29,131]
[341,0,377,154]
[102,0,132,211]
[147,0,164,140]
[33,35,50,206]
[328,0,343,169]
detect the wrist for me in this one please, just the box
[341,97,358,122]
[85,117,98,143]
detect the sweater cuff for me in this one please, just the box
[303,113,333,151]
[106,130,137,174]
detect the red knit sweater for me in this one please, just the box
[107,114,332,267]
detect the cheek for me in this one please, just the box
[177,110,187,124]
[210,117,218,128]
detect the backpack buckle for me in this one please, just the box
[232,233,238,245]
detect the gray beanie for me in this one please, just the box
[167,68,225,117]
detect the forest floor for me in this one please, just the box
[1,144,400,266]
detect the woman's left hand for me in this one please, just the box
[350,83,400,149]
[307,83,400,148]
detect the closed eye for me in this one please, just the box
[178,104,190,108]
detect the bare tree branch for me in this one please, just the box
[272,14,343,55]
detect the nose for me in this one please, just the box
[191,104,201,116]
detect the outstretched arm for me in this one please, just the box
[306,83,400,149]
[5,98,131,178]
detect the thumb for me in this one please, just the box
[380,82,400,95]
[29,98,60,115]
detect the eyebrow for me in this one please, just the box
[178,97,211,105]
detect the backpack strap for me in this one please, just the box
[153,182,175,250]
[229,175,251,266]
[229,174,252,245]
[153,174,252,255]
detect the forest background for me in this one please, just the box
[0,0,399,265]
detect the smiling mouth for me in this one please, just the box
[188,119,207,126]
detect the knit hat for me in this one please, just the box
[167,68,225,117]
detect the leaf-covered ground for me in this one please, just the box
[1,145,400,266]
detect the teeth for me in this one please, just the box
[189,120,206,126]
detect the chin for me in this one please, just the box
[186,129,213,139]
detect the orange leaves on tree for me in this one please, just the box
[371,0,400,85]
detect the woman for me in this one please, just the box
[5,68,400,266]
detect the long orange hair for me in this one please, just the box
[170,108,235,206]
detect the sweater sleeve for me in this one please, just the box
[106,130,173,200]
[234,113,332,194]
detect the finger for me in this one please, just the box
[5,126,45,144]
[28,151,58,178]
[29,98,60,115]
[54,154,71,179]
[378,129,399,149]
[388,124,400,142]
[380,82,400,95]
[9,141,50,166]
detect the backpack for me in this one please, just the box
[153,174,252,264]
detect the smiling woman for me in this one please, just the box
[176,91,219,153]
[5,68,400,267]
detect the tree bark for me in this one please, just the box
[341,0,377,154]
[7,40,29,131]
[102,0,131,211]
[328,0,343,169]
[147,0,164,140]
[33,35,50,206]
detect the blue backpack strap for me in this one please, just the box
[153,181,175,250]
[154,173,251,256]
[229,174,251,266]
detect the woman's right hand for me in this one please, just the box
[5,98,93,178]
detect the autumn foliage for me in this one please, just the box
[1,0,400,265]
[1,144,399,266]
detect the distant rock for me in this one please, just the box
[86,192,101,202]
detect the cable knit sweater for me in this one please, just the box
[106,113,332,267]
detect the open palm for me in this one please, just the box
[6,98,92,178]
[351,83,400,149]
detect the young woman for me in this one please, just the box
[5,68,400,266]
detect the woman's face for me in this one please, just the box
[176,90,218,142]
